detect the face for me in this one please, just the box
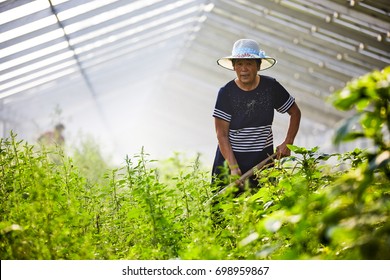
[233,59,260,85]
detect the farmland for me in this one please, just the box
[1,67,389,260]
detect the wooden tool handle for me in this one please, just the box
[235,152,277,185]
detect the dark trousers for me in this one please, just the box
[210,146,275,226]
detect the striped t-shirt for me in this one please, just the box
[213,75,295,153]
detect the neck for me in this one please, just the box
[235,75,260,91]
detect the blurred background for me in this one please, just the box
[1,0,389,166]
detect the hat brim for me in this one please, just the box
[217,56,276,71]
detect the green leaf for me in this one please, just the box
[333,113,363,144]
[332,88,360,110]
[356,98,370,111]
[286,144,300,152]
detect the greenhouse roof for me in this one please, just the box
[1,0,389,163]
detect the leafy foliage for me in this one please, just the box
[1,67,389,259]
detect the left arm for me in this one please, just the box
[276,102,301,157]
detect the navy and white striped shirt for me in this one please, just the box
[213,75,295,153]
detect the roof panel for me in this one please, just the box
[0,0,389,162]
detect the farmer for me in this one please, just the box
[38,123,65,147]
[211,39,301,192]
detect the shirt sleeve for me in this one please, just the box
[212,87,232,122]
[273,79,295,114]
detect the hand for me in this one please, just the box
[276,143,291,158]
[230,167,244,191]
[230,167,242,176]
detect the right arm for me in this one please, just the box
[215,118,241,176]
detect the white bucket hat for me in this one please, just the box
[217,39,276,71]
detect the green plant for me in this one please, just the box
[1,67,388,260]
[0,132,95,259]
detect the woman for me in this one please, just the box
[212,39,301,191]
